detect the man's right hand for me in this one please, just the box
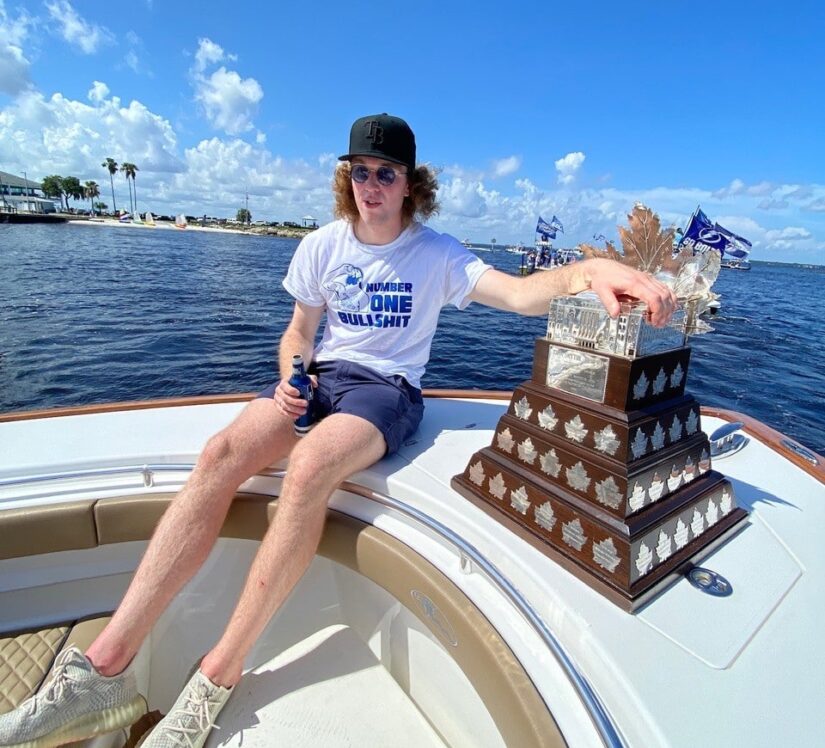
[271,376,317,418]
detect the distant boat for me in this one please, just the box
[721,257,751,270]
[462,238,472,248]
[144,212,156,227]
[175,214,188,229]
[118,213,131,223]
[132,212,143,225]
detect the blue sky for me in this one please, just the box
[1,0,823,263]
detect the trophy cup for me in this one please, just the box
[452,205,748,610]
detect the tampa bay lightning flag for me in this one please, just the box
[536,215,563,238]
[713,223,752,258]
[679,207,751,258]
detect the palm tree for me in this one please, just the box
[102,158,118,214]
[84,181,100,217]
[121,162,138,215]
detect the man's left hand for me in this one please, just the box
[581,259,678,327]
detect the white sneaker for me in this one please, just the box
[0,646,147,748]
[140,670,233,748]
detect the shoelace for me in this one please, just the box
[26,648,82,716]
[164,683,221,748]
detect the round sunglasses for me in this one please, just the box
[350,163,407,187]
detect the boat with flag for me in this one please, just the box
[522,215,580,273]
[677,207,752,270]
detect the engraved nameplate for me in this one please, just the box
[546,345,608,403]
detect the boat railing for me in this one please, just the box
[0,461,625,748]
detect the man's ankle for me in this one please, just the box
[85,639,135,677]
[198,650,241,689]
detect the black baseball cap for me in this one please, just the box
[338,113,416,171]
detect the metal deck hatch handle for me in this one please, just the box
[687,567,733,597]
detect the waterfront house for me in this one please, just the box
[0,171,59,213]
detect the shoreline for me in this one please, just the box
[66,217,314,238]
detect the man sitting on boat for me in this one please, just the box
[0,114,676,748]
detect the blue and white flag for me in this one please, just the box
[550,215,564,234]
[536,216,556,237]
[714,222,752,257]
[679,207,751,258]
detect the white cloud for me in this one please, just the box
[438,177,490,219]
[150,136,332,220]
[0,0,32,94]
[125,34,139,71]
[713,178,745,198]
[87,80,109,103]
[765,226,811,242]
[514,178,538,194]
[758,198,789,211]
[124,49,139,72]
[714,178,776,199]
[45,0,114,55]
[746,181,774,196]
[190,38,263,135]
[0,87,181,180]
[491,155,521,178]
[193,37,233,73]
[195,67,263,134]
[555,151,585,185]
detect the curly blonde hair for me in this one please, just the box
[332,161,440,226]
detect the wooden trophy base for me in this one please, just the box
[453,339,748,611]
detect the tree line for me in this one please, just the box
[41,158,139,216]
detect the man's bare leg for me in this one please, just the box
[85,398,298,676]
[198,412,387,686]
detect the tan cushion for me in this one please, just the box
[0,501,97,560]
[93,493,174,545]
[0,615,113,715]
[0,625,69,713]
[62,616,112,653]
[93,493,274,545]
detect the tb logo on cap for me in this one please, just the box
[364,120,384,145]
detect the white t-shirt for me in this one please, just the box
[283,220,491,388]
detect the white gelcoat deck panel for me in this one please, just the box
[638,513,802,667]
[1,398,823,748]
[0,402,245,481]
[212,624,447,748]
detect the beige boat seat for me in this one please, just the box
[0,493,565,747]
[0,615,110,714]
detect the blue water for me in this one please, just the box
[1,223,823,455]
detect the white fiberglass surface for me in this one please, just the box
[1,538,504,748]
[148,540,504,748]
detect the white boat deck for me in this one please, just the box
[1,393,823,747]
[216,624,447,747]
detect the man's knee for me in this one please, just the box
[198,429,236,472]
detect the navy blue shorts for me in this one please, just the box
[256,359,424,455]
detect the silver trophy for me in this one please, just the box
[546,293,687,358]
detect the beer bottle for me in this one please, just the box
[289,354,315,436]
